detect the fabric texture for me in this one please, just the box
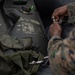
[0,34,44,75]
[48,2,75,75]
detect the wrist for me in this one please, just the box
[53,31,61,37]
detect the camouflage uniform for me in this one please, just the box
[48,2,75,75]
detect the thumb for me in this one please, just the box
[53,21,59,26]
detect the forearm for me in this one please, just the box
[48,2,75,74]
[48,35,62,54]
[48,28,75,75]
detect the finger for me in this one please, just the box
[64,13,68,16]
[49,24,53,31]
[52,14,59,21]
[52,9,60,21]
[49,24,53,29]
[53,21,60,26]
[55,16,59,21]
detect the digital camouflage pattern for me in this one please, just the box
[48,2,75,75]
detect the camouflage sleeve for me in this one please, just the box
[68,2,75,23]
[48,28,75,75]
[48,2,75,75]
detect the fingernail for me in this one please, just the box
[52,16,56,22]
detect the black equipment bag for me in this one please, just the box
[2,0,48,56]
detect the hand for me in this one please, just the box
[52,5,68,20]
[49,22,62,37]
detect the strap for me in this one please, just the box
[2,8,20,34]
[31,53,44,74]
[1,8,14,33]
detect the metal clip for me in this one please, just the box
[29,56,49,65]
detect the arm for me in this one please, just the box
[48,29,75,75]
[48,2,75,75]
